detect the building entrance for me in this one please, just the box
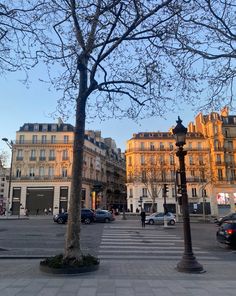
[26,187,54,215]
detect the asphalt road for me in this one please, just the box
[0,216,235,261]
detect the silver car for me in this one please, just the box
[145,212,176,225]
[95,210,115,223]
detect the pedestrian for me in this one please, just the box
[36,208,39,215]
[140,208,146,228]
[61,207,65,213]
[44,208,48,215]
[48,207,52,215]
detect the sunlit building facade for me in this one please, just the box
[126,108,236,216]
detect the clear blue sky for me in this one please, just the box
[0,68,198,162]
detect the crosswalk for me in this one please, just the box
[98,225,220,261]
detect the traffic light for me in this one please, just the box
[163,184,169,194]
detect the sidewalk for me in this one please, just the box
[0,259,235,296]
[0,218,235,296]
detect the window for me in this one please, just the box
[42,124,48,131]
[34,124,39,131]
[228,141,233,150]
[41,135,47,143]
[48,167,54,177]
[30,150,36,161]
[32,135,37,144]
[142,188,148,197]
[49,150,55,161]
[150,155,155,165]
[16,149,23,160]
[19,135,24,144]
[189,155,194,165]
[202,189,207,197]
[172,187,175,197]
[169,143,174,150]
[218,169,223,181]
[199,155,204,165]
[150,142,155,151]
[160,142,164,150]
[140,142,145,150]
[51,124,57,131]
[62,150,68,160]
[225,129,229,138]
[141,171,146,181]
[170,154,174,165]
[192,188,197,197]
[190,170,195,177]
[51,135,56,144]
[64,135,69,144]
[171,170,175,180]
[197,142,202,149]
[129,188,133,197]
[160,155,164,164]
[188,142,192,149]
[140,155,145,165]
[62,167,67,177]
[39,167,45,177]
[200,170,205,181]
[161,170,166,181]
[231,170,236,181]
[40,149,46,161]
[216,154,221,164]
[16,169,21,178]
[29,167,35,177]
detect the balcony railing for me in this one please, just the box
[15,140,73,145]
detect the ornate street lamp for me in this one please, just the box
[173,117,204,273]
[2,138,13,218]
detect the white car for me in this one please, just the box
[145,212,176,225]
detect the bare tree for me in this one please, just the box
[162,0,236,110]
[5,0,183,263]
[4,0,229,264]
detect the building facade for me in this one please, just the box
[9,121,126,215]
[126,109,236,216]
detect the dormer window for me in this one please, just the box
[34,124,39,131]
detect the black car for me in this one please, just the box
[53,208,96,224]
[216,221,236,247]
[215,213,236,226]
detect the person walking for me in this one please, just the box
[140,208,146,228]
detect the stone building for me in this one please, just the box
[126,108,236,216]
[8,121,126,215]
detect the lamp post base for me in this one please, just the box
[176,253,204,273]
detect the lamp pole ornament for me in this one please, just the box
[173,117,204,273]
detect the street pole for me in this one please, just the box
[2,138,13,218]
[173,117,204,273]
[163,189,168,227]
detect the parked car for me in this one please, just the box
[95,210,115,222]
[215,213,236,226]
[216,220,236,247]
[145,212,176,225]
[53,208,96,224]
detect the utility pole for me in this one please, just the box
[163,184,168,227]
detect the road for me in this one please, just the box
[0,216,235,263]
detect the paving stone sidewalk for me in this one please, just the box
[0,259,235,296]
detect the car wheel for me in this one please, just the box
[149,219,154,225]
[57,217,64,224]
[104,218,110,223]
[84,218,91,224]
[168,219,175,226]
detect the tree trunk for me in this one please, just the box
[64,57,88,260]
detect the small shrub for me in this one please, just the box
[40,253,99,269]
